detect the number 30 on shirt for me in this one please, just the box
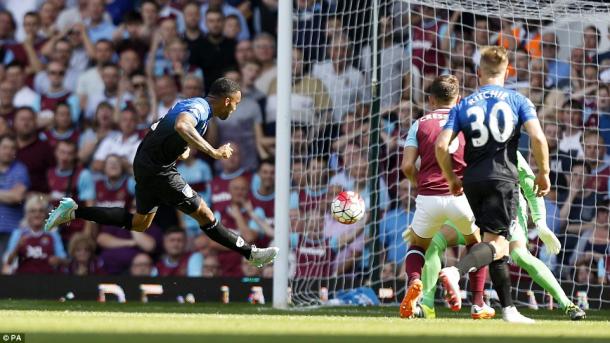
[467,101,515,147]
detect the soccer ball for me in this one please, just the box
[331,191,366,224]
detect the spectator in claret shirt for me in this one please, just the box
[0,135,29,260]
[211,142,252,212]
[0,81,18,126]
[41,103,79,150]
[129,252,155,277]
[67,232,105,276]
[156,227,203,277]
[38,62,80,125]
[14,107,55,194]
[3,195,67,275]
[46,140,95,241]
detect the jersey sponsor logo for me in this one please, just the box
[26,245,47,259]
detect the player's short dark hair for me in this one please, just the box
[429,74,460,104]
[208,77,241,98]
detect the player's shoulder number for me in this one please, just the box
[466,101,515,147]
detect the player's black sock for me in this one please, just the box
[201,219,252,259]
[75,207,133,230]
[455,242,495,276]
[489,257,514,307]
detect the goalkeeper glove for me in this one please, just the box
[535,219,561,255]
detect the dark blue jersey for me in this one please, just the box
[443,85,538,183]
[135,97,212,173]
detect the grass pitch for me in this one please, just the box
[0,300,608,343]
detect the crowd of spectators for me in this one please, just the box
[0,0,607,287]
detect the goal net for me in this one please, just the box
[283,0,610,309]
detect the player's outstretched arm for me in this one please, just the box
[174,113,232,159]
[523,119,550,196]
[435,129,462,195]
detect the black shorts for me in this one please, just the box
[134,165,201,215]
[463,180,518,238]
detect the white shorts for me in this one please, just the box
[410,194,476,239]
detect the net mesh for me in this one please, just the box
[286,0,610,309]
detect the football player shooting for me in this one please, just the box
[435,46,550,323]
[44,78,279,268]
[417,151,585,320]
[398,75,487,319]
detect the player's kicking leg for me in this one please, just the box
[45,197,149,232]
[188,200,278,267]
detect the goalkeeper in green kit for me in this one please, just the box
[411,151,586,320]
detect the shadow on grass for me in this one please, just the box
[0,300,608,321]
[25,333,610,343]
